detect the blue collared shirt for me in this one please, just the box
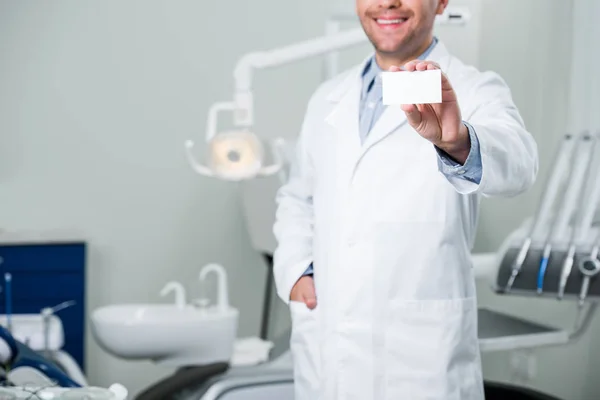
[303,38,482,276]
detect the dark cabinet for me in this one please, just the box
[0,242,86,371]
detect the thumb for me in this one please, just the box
[401,104,423,128]
[302,284,317,309]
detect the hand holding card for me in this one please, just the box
[382,60,471,164]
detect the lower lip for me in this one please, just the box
[375,19,407,29]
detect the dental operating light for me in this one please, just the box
[185,28,366,182]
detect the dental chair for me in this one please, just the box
[0,325,129,399]
[0,324,81,388]
[135,328,294,400]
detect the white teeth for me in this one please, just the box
[377,18,406,24]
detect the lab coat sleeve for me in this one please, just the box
[445,70,539,197]
[272,99,316,304]
[436,122,482,184]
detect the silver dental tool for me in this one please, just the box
[558,134,598,299]
[537,134,592,294]
[578,231,600,307]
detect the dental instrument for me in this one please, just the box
[557,135,599,298]
[41,300,76,359]
[504,133,577,292]
[5,273,11,333]
[536,134,595,294]
[577,236,600,307]
[574,131,600,239]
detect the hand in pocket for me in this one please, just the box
[290,275,317,309]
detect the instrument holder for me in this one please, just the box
[494,245,600,301]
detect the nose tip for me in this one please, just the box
[378,0,401,7]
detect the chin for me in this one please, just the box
[375,41,407,55]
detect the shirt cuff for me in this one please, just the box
[303,263,314,276]
[435,121,482,184]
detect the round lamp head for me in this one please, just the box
[207,130,265,181]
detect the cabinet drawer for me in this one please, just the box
[2,272,84,301]
[0,244,85,272]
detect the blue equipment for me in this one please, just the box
[0,324,81,388]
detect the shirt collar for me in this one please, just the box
[361,36,439,95]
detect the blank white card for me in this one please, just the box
[381,69,442,105]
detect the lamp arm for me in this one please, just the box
[232,28,367,126]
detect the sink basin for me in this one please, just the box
[91,263,239,367]
[91,303,238,367]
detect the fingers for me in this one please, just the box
[290,276,317,309]
[402,60,441,72]
[387,62,439,72]
[400,103,417,113]
[401,103,423,127]
[301,276,317,309]
[303,291,317,309]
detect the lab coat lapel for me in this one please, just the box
[360,104,408,151]
[324,63,365,158]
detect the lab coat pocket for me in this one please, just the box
[385,297,483,400]
[289,301,321,400]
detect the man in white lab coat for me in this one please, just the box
[272,0,538,399]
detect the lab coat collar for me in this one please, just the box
[326,54,372,103]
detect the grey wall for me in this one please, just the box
[1,0,597,398]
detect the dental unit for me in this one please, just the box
[0,307,127,399]
[557,136,600,299]
[537,134,596,294]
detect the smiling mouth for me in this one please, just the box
[374,17,408,28]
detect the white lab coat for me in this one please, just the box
[273,41,538,400]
